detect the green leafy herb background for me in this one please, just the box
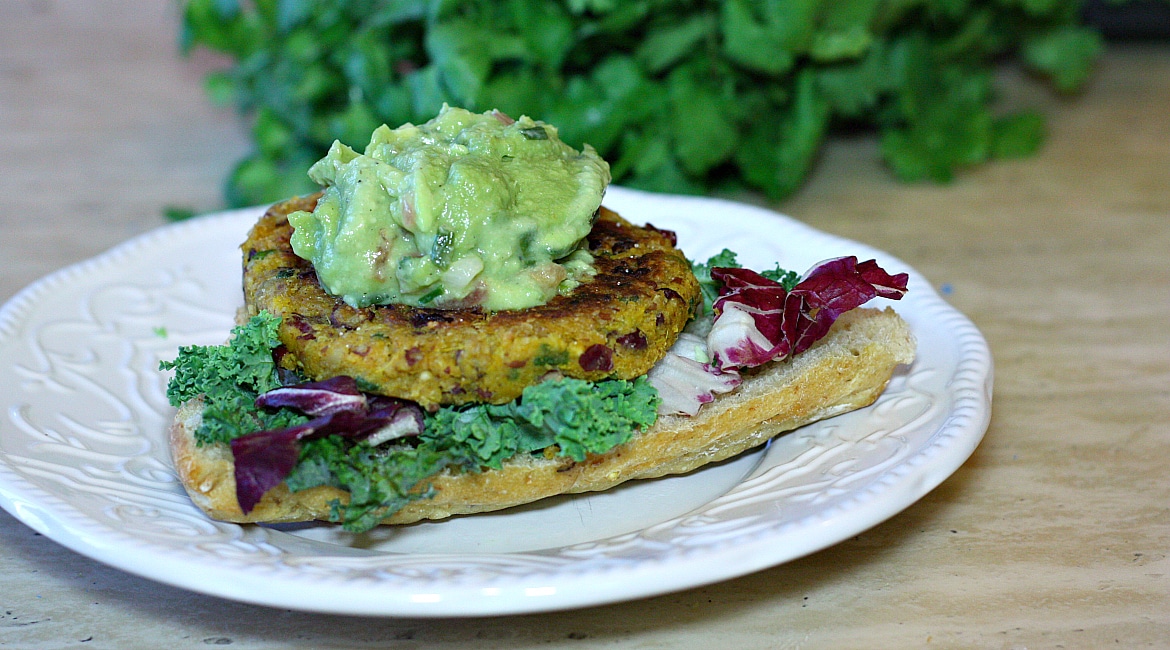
[181,0,1112,207]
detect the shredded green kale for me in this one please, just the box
[161,312,661,533]
[692,249,741,316]
[425,376,661,466]
[760,266,800,291]
[282,377,659,532]
[289,437,456,533]
[159,311,308,446]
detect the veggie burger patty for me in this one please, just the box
[242,194,702,408]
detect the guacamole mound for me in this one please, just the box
[286,105,610,311]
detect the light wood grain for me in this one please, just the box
[2,2,1167,647]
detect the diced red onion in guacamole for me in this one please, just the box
[707,257,908,370]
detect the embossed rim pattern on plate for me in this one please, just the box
[0,187,992,616]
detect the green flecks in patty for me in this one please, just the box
[533,344,569,367]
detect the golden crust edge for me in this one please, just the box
[168,306,915,526]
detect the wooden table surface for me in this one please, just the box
[2,3,1167,648]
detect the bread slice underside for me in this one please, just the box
[169,306,916,526]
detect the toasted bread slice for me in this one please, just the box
[169,307,915,526]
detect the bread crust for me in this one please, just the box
[169,306,915,526]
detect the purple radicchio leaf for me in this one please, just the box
[231,409,375,513]
[231,377,424,513]
[254,375,366,416]
[646,332,741,416]
[364,396,425,446]
[707,257,908,370]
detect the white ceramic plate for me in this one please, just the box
[0,187,991,616]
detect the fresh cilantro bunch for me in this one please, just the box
[180,0,1106,207]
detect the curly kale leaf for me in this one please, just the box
[424,376,661,466]
[289,437,454,533]
[280,377,660,533]
[760,266,800,291]
[159,312,307,445]
[692,249,741,316]
[161,312,662,533]
[513,376,660,462]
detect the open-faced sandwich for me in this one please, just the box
[161,105,916,532]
